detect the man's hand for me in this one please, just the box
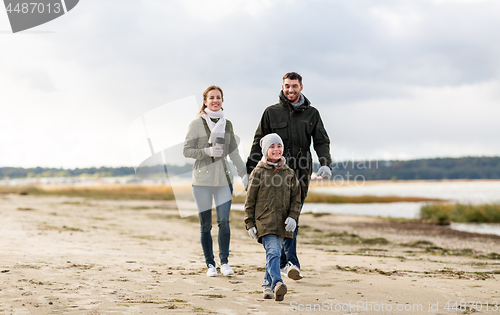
[248,227,257,239]
[317,166,332,179]
[242,174,249,191]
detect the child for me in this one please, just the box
[244,133,301,301]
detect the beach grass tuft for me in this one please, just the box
[420,203,500,224]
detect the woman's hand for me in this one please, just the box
[204,146,223,158]
[242,174,249,191]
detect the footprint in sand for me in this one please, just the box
[246,306,269,314]
[182,278,198,285]
[215,309,239,315]
[230,297,257,307]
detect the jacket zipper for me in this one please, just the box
[288,109,293,159]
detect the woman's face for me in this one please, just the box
[205,89,223,112]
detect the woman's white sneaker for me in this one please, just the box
[207,264,218,277]
[220,264,234,276]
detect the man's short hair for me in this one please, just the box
[283,72,302,84]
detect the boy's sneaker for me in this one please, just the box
[274,282,287,301]
[220,264,234,276]
[263,286,273,299]
[206,264,218,277]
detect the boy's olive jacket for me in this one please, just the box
[244,160,302,243]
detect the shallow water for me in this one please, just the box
[450,223,500,237]
[311,180,500,203]
[301,202,423,219]
[307,181,500,236]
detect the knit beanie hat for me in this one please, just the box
[260,133,284,157]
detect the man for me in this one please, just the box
[243,72,332,280]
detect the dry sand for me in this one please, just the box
[1,194,500,314]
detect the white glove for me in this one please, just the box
[242,174,249,191]
[285,217,296,232]
[317,165,332,179]
[248,227,257,239]
[204,146,223,158]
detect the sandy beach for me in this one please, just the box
[1,193,500,314]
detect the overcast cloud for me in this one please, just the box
[1,0,499,168]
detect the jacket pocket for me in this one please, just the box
[256,202,270,220]
[270,121,288,140]
[283,181,291,211]
[256,203,273,231]
[193,159,212,183]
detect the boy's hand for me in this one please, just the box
[285,217,296,232]
[248,227,257,239]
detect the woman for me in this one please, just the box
[183,85,246,277]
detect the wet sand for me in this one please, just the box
[1,194,499,314]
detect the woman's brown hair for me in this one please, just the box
[199,85,224,115]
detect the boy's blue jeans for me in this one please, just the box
[280,198,305,269]
[193,184,233,267]
[261,234,285,290]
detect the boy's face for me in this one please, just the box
[267,143,283,162]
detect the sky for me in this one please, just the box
[1,0,500,169]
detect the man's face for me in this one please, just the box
[282,78,303,103]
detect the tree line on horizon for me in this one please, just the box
[1,156,500,181]
[316,156,500,180]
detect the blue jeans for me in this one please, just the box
[193,184,233,267]
[262,234,285,290]
[280,198,305,269]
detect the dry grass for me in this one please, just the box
[421,203,500,224]
[232,192,445,204]
[2,184,444,204]
[305,193,445,204]
[0,184,176,200]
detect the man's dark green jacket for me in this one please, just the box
[246,91,332,199]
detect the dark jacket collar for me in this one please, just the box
[279,90,311,111]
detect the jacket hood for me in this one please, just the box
[279,90,311,111]
[256,159,291,172]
